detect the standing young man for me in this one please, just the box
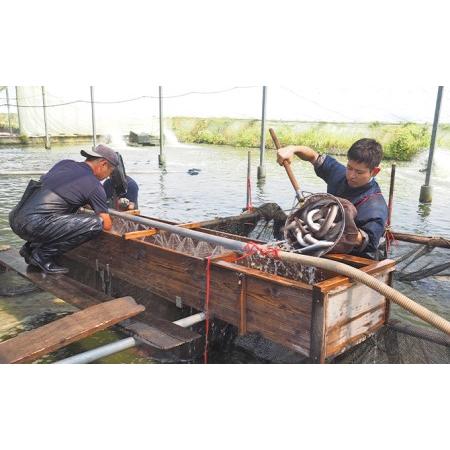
[277,138,388,257]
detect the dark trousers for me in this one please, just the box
[9,184,103,260]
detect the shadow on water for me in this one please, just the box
[1,143,450,363]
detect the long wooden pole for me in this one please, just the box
[269,128,304,203]
[392,232,450,249]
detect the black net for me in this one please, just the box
[333,325,450,364]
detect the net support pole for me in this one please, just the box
[41,86,51,149]
[158,85,166,167]
[5,86,12,135]
[15,86,22,135]
[90,86,97,150]
[419,85,444,203]
[257,86,267,180]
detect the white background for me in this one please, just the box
[2,1,448,449]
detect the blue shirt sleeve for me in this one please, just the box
[314,156,347,193]
[103,179,113,200]
[355,196,388,253]
[88,184,109,214]
[125,177,139,206]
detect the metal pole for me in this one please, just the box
[246,150,252,210]
[15,86,22,135]
[172,312,206,328]
[257,86,267,180]
[5,87,12,135]
[419,86,444,203]
[54,337,137,364]
[54,312,206,364]
[41,86,50,149]
[387,163,396,226]
[90,86,97,150]
[158,86,165,166]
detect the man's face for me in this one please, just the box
[96,159,115,180]
[346,159,380,188]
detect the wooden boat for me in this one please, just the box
[50,207,395,363]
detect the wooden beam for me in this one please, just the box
[309,287,325,363]
[177,222,203,229]
[0,249,201,351]
[315,259,396,293]
[123,229,158,240]
[239,274,247,335]
[392,231,450,249]
[0,297,145,364]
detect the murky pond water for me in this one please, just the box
[1,141,449,362]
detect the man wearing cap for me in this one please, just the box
[9,144,118,274]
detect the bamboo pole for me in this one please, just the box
[392,232,450,249]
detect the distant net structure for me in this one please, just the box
[111,206,450,364]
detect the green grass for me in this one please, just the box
[0,113,19,133]
[170,117,440,161]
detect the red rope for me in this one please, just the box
[385,224,398,255]
[237,242,281,261]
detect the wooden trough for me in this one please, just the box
[54,210,396,363]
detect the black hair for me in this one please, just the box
[347,138,383,170]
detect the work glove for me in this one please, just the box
[332,197,360,254]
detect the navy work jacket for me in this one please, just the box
[315,155,388,254]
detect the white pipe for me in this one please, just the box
[54,312,206,364]
[54,337,136,364]
[173,312,206,328]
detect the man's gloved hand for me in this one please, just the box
[332,197,361,253]
[118,198,130,210]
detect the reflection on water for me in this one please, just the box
[1,142,450,362]
[418,203,432,219]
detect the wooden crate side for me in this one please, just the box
[66,234,313,355]
[316,259,396,294]
[309,287,326,363]
[195,259,313,356]
[324,272,390,359]
[66,233,207,309]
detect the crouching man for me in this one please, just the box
[9,144,118,274]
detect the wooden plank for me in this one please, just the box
[325,312,385,358]
[239,274,247,335]
[0,249,110,309]
[0,297,145,364]
[325,272,389,328]
[324,253,374,268]
[0,249,201,351]
[323,272,389,359]
[177,222,203,229]
[123,229,158,240]
[214,259,312,291]
[121,319,199,350]
[315,259,396,293]
[309,287,326,363]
